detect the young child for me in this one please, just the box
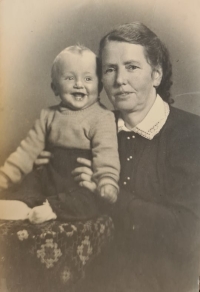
[0,45,120,223]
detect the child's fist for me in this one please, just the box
[100,184,118,203]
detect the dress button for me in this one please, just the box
[127,158,130,161]
[123,181,127,185]
[129,156,132,159]
[132,135,135,138]
[127,177,130,180]
[127,137,130,140]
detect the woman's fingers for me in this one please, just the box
[34,151,52,166]
[79,180,97,193]
[72,166,93,177]
[72,161,96,192]
[39,151,52,158]
[35,158,50,166]
[73,173,92,182]
[77,157,92,167]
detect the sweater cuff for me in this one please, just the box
[98,177,119,192]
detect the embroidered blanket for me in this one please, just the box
[0,215,114,292]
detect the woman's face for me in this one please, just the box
[101,41,162,114]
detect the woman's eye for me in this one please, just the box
[105,67,115,74]
[126,65,138,71]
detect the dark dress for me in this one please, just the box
[78,106,200,292]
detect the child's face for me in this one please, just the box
[52,51,99,110]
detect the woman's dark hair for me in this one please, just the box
[99,22,173,103]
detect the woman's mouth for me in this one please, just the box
[115,92,133,99]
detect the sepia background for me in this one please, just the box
[1,0,200,164]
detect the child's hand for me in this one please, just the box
[100,184,118,203]
[28,201,57,224]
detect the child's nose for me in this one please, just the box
[74,79,83,89]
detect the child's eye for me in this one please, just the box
[85,77,92,81]
[65,76,74,80]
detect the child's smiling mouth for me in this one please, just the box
[72,92,86,101]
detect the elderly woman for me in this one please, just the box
[70,22,200,292]
[37,22,200,291]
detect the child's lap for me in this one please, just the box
[0,148,104,220]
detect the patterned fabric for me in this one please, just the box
[0,215,114,292]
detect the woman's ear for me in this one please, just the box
[51,82,59,96]
[152,66,163,87]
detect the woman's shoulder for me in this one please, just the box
[162,106,200,153]
[169,106,200,121]
[163,106,200,170]
[167,106,200,132]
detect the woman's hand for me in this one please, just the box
[34,151,52,166]
[72,158,97,193]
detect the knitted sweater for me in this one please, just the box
[0,101,120,190]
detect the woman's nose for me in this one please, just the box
[115,69,127,86]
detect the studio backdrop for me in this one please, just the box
[1,0,200,163]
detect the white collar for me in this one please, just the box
[118,95,170,140]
